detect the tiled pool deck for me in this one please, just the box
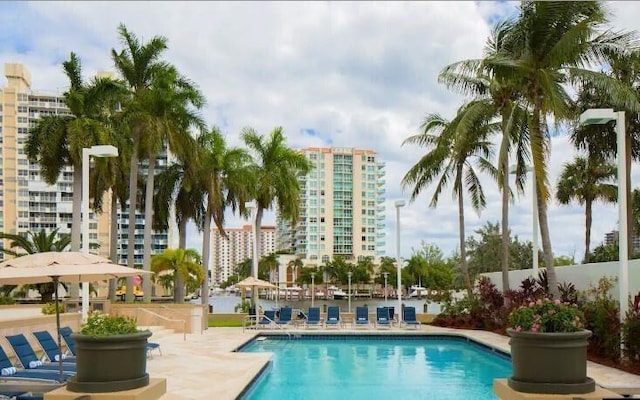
[145,325,640,400]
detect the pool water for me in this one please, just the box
[240,336,512,400]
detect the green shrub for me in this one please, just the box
[508,298,585,333]
[0,297,15,305]
[41,302,64,315]
[581,277,620,359]
[623,293,640,364]
[80,311,139,337]
[234,299,252,313]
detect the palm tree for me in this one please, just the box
[402,103,497,295]
[556,155,617,262]
[26,52,122,297]
[0,229,70,303]
[112,24,204,302]
[196,127,254,312]
[241,127,312,268]
[487,1,639,297]
[151,248,203,303]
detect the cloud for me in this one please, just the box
[2,1,638,267]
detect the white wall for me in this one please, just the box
[481,259,640,299]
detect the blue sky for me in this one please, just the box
[1,1,639,264]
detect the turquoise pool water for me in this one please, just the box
[239,335,512,399]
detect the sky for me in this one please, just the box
[1,1,639,263]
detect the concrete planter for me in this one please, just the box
[507,328,595,394]
[66,330,152,393]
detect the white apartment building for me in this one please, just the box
[276,147,386,264]
[211,225,276,283]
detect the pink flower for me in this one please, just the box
[536,299,543,305]
[554,299,561,305]
[529,302,535,307]
[515,326,522,332]
[531,326,539,333]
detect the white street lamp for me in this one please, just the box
[245,201,259,307]
[311,272,316,308]
[382,272,389,304]
[395,199,406,323]
[82,145,118,322]
[579,108,628,323]
[510,164,539,275]
[347,271,353,314]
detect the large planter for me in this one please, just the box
[507,328,595,394]
[66,330,152,393]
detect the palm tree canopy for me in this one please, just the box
[151,248,204,285]
[556,156,617,206]
[0,229,70,257]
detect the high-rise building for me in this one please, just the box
[276,147,386,264]
[603,230,640,253]
[0,63,171,264]
[211,225,276,284]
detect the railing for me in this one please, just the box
[243,314,292,338]
[136,307,187,341]
[159,304,203,335]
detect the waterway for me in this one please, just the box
[201,295,442,315]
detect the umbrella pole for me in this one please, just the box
[53,276,63,382]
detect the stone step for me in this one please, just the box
[138,326,175,339]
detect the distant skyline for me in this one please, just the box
[1,1,639,261]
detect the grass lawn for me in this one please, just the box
[208,320,243,327]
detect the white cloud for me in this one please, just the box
[2,1,638,265]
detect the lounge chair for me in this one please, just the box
[388,306,395,325]
[5,334,75,372]
[324,306,341,329]
[277,307,293,327]
[354,307,370,328]
[375,307,392,329]
[402,307,421,329]
[57,327,74,356]
[0,345,73,382]
[32,332,75,363]
[258,310,277,329]
[304,307,322,329]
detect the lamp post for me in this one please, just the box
[395,199,406,323]
[245,201,259,307]
[510,164,539,274]
[347,271,352,314]
[579,108,628,323]
[82,145,118,322]
[311,272,316,308]
[382,272,389,304]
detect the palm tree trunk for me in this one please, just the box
[530,106,559,298]
[125,135,140,303]
[142,156,155,302]
[584,200,593,261]
[457,184,472,295]
[201,205,212,329]
[69,168,83,299]
[500,131,511,296]
[174,219,187,303]
[108,190,119,302]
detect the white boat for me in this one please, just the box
[328,286,348,300]
[408,286,428,298]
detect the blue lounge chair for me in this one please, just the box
[258,310,276,329]
[402,306,421,329]
[32,332,75,363]
[324,306,341,329]
[5,334,75,372]
[388,307,395,325]
[57,327,74,356]
[277,307,293,326]
[375,307,392,329]
[355,307,370,328]
[304,307,322,329]
[0,345,73,382]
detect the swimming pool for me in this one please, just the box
[239,335,512,399]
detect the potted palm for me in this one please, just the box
[67,311,152,393]
[507,298,595,394]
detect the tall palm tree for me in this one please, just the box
[112,24,204,302]
[26,52,121,298]
[556,155,617,262]
[401,103,498,295]
[241,127,312,275]
[485,1,639,297]
[196,127,254,312]
[439,20,530,295]
[151,248,203,303]
[0,229,70,303]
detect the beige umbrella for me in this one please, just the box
[0,251,150,381]
[235,276,276,289]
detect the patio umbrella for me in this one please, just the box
[235,277,276,313]
[0,251,151,381]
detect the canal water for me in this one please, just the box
[202,295,442,315]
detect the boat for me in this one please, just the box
[328,286,348,300]
[408,286,428,298]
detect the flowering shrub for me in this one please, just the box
[80,311,139,337]
[508,298,585,333]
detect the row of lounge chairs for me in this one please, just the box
[253,306,421,330]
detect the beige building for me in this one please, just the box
[211,225,276,284]
[0,63,109,259]
[276,147,386,264]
